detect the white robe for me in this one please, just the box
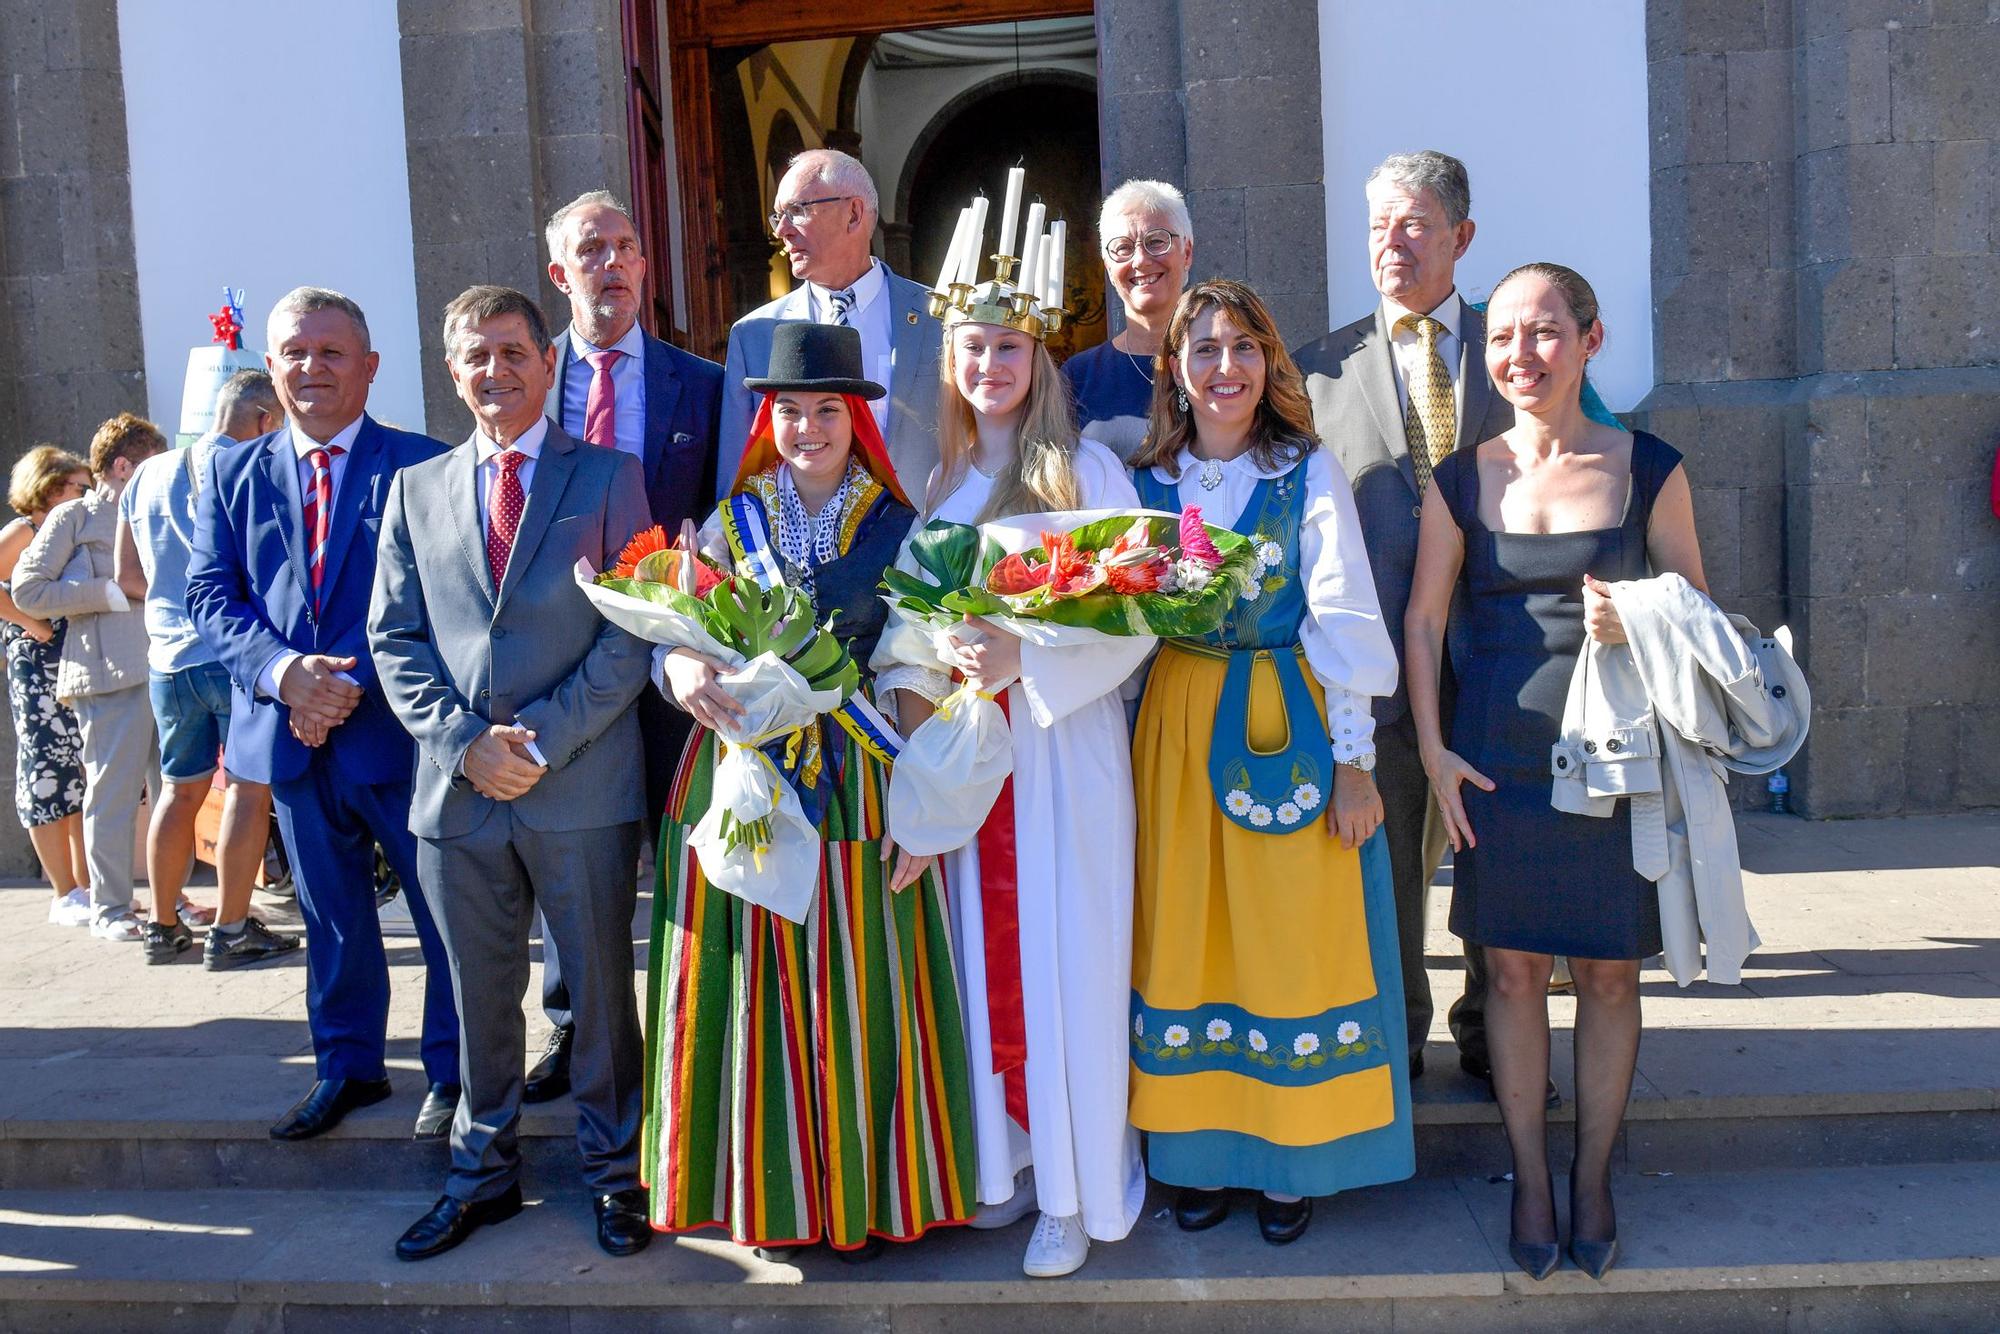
[873,438,1152,1241]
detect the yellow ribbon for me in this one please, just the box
[935,681,999,722]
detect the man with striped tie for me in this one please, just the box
[188,286,460,1142]
[1291,152,1514,1098]
[718,148,942,500]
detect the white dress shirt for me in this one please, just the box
[255,416,366,700]
[806,257,892,432]
[561,322,647,461]
[468,417,550,767]
[1382,289,1465,431]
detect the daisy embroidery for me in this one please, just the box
[1205,1018,1232,1042]
[1163,1024,1191,1049]
[1293,1032,1321,1057]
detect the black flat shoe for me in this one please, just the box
[834,1236,885,1264]
[395,1184,524,1261]
[753,1244,808,1264]
[523,1027,573,1104]
[413,1083,460,1140]
[1256,1195,1312,1245]
[1173,1187,1231,1232]
[595,1187,652,1256]
[270,1077,392,1140]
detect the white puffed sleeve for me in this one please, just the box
[1296,450,1397,760]
[1013,439,1159,728]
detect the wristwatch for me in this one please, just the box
[1337,752,1376,774]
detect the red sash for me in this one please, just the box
[972,690,1029,1131]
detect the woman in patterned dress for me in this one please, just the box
[2,446,92,924]
[643,323,974,1262]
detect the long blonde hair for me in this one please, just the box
[930,330,1083,521]
[1134,279,1317,475]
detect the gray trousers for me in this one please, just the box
[72,683,158,920]
[419,808,643,1203]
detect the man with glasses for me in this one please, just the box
[717,148,941,497]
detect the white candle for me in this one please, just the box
[1017,201,1046,294]
[960,194,990,285]
[949,205,978,288]
[1038,236,1056,308]
[935,207,972,293]
[996,168,1025,259]
[1046,219,1067,307]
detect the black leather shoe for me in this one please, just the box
[1510,1179,1561,1280]
[1256,1195,1312,1245]
[270,1077,392,1140]
[1173,1187,1231,1232]
[1568,1178,1620,1279]
[595,1187,652,1256]
[523,1027,573,1104]
[395,1184,524,1261]
[413,1083,460,1140]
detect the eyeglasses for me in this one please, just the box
[1103,228,1181,263]
[768,195,854,235]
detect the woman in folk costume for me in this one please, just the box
[644,322,975,1261]
[1127,279,1411,1244]
[873,271,1154,1279]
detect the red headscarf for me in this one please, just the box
[730,392,911,508]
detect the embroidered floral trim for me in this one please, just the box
[1132,1015,1389,1071]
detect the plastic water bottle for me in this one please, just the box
[1767,769,1789,814]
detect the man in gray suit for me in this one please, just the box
[370,285,654,1261]
[1291,151,1512,1088]
[719,147,941,498]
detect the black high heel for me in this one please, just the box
[1567,1177,1620,1280]
[1508,1178,1560,1281]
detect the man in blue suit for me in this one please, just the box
[529,191,722,1104]
[188,286,460,1142]
[719,148,941,501]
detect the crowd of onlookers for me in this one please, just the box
[5,378,298,969]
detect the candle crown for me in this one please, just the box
[927,171,1069,340]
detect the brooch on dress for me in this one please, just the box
[1198,456,1225,491]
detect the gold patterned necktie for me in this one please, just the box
[1397,313,1455,493]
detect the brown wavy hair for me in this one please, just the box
[1134,279,1317,475]
[87,412,167,479]
[7,445,89,518]
[930,332,1083,521]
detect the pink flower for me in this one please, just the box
[1179,507,1224,569]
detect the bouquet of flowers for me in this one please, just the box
[876,507,1253,855]
[577,525,860,922]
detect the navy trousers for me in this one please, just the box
[273,757,459,1084]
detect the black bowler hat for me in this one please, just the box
[743,322,886,400]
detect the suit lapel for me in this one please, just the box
[315,416,379,599]
[1357,311,1419,497]
[887,279,923,448]
[640,333,682,485]
[496,426,577,611]
[1455,303,1494,453]
[261,428,311,595]
[447,438,496,608]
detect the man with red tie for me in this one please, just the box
[532,191,722,1103]
[187,287,460,1141]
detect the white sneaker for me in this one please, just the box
[969,1167,1037,1230]
[90,913,144,943]
[1022,1211,1089,1278]
[47,889,92,927]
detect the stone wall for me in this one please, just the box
[1636,0,2000,817]
[396,0,633,435]
[0,0,145,876]
[1096,0,1329,348]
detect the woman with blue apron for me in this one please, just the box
[1127,280,1412,1245]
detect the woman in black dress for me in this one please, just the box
[1404,263,1706,1281]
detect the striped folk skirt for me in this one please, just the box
[642,722,977,1250]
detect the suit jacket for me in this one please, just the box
[187,416,446,786]
[367,422,653,841]
[550,324,722,536]
[717,270,942,500]
[1292,301,1513,725]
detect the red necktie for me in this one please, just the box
[301,445,344,609]
[583,349,622,448]
[486,450,528,587]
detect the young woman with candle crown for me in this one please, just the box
[644,321,975,1262]
[1126,279,1413,1245]
[873,218,1152,1279]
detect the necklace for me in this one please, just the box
[1116,333,1156,386]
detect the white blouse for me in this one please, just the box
[1145,445,1397,760]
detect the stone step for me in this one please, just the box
[2,1162,1997,1332]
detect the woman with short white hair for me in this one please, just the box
[1059,180,1194,462]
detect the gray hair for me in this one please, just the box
[544,189,634,262]
[1099,179,1193,245]
[1365,150,1472,228]
[783,148,879,223]
[213,368,276,423]
[441,285,553,360]
[268,286,372,353]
